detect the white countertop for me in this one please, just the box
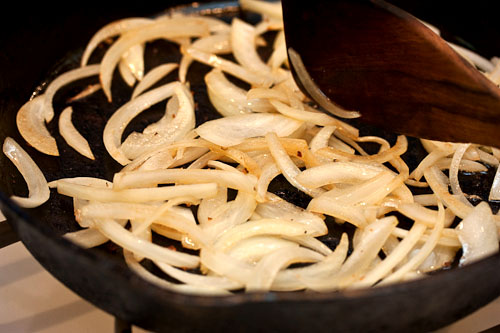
[1,241,499,333]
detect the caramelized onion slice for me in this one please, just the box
[16,95,59,156]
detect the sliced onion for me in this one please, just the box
[58,106,95,160]
[124,250,230,295]
[3,137,50,208]
[265,132,322,197]
[155,261,242,290]
[100,17,209,101]
[103,81,180,165]
[271,233,349,291]
[55,180,217,203]
[186,48,273,87]
[121,84,195,160]
[66,83,102,103]
[316,135,408,164]
[201,191,257,240]
[120,43,145,81]
[43,64,101,123]
[268,30,287,70]
[81,17,153,66]
[456,201,499,266]
[231,18,271,75]
[381,203,445,285]
[245,246,324,292]
[119,60,137,86]
[489,166,500,201]
[205,69,252,116]
[255,194,327,236]
[239,0,283,21]
[305,216,398,291]
[195,113,303,147]
[227,236,300,263]
[132,63,179,99]
[307,195,368,228]
[96,218,199,268]
[355,222,427,288]
[270,99,347,127]
[16,95,59,156]
[200,247,254,284]
[179,33,232,83]
[63,219,128,248]
[296,162,384,188]
[309,126,336,153]
[213,219,310,251]
[197,187,228,226]
[449,143,473,206]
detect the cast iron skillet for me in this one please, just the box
[1,1,500,332]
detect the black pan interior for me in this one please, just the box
[1,1,500,332]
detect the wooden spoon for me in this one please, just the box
[282,0,500,147]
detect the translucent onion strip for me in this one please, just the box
[186,48,273,87]
[155,261,243,290]
[305,216,398,291]
[63,219,128,248]
[3,137,50,208]
[113,168,256,193]
[270,99,347,127]
[205,69,252,116]
[245,246,324,292]
[271,233,349,291]
[489,166,500,201]
[58,106,95,160]
[456,201,499,265]
[449,143,472,206]
[239,0,283,21]
[195,113,303,147]
[96,218,199,268]
[120,43,145,81]
[381,203,445,285]
[81,17,153,66]
[179,33,232,83]
[296,162,384,188]
[354,223,427,288]
[266,132,322,197]
[55,180,217,203]
[121,84,195,160]
[213,219,311,251]
[103,81,180,165]
[132,63,179,99]
[231,18,271,75]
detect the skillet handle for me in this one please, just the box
[0,220,20,249]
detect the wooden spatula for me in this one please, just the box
[281,0,500,147]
